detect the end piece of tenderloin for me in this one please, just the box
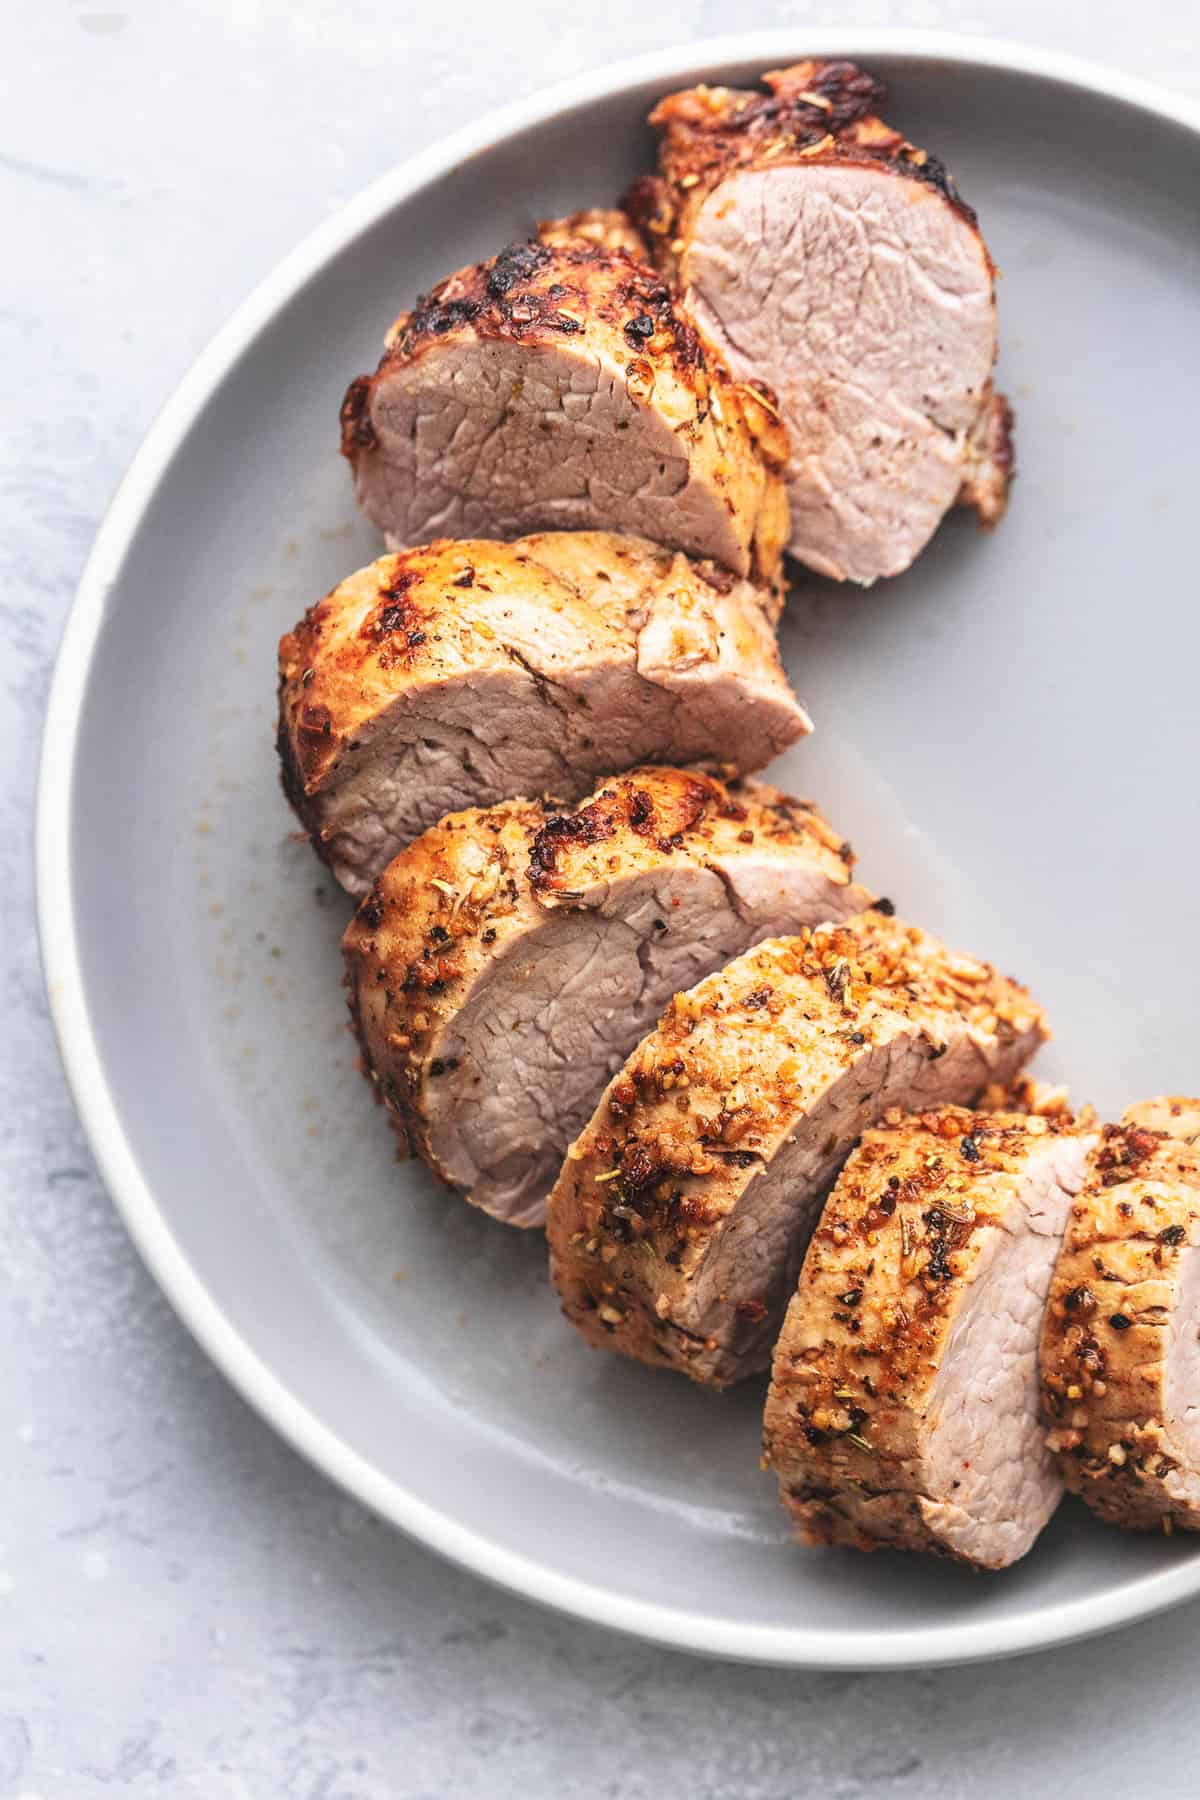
[278,532,809,896]
[341,234,789,582]
[625,59,1012,584]
[547,915,1048,1387]
[343,767,868,1228]
[1040,1102,1200,1533]
[764,1105,1096,1569]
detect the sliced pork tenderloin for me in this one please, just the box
[626,59,1012,584]
[764,1105,1096,1568]
[343,768,867,1228]
[547,915,1048,1387]
[278,532,808,895]
[341,235,789,582]
[1041,1101,1200,1533]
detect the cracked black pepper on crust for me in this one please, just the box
[764,1102,1095,1568]
[1040,1101,1200,1533]
[623,59,980,286]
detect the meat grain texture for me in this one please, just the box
[626,59,1012,584]
[341,233,789,582]
[278,532,809,895]
[548,914,1048,1387]
[343,767,868,1228]
[764,1105,1095,1569]
[1041,1099,1200,1532]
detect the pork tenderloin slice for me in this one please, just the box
[341,236,789,582]
[343,767,867,1228]
[627,59,1011,584]
[278,533,808,895]
[548,915,1048,1387]
[1040,1102,1200,1532]
[764,1106,1095,1568]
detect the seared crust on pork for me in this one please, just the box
[625,59,974,259]
[765,1106,1095,1568]
[548,916,1049,1387]
[1041,1101,1200,1533]
[626,58,971,257]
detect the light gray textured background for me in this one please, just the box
[6,4,1200,1795]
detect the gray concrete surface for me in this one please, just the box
[4,3,1199,1793]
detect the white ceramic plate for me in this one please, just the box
[38,31,1200,1668]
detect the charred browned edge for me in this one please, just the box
[764,59,887,130]
[275,686,325,846]
[527,770,724,892]
[342,900,424,1163]
[276,554,438,807]
[1090,1120,1167,1188]
[625,57,978,250]
[620,174,674,252]
[340,373,376,458]
[276,598,341,801]
[991,395,1016,483]
[656,58,886,150]
[341,883,436,1164]
[959,392,1017,525]
[1040,1121,1200,1509]
[354,561,432,670]
[766,1109,1081,1536]
[526,804,617,892]
[604,259,707,372]
[395,237,704,364]
[343,236,714,435]
[855,141,971,219]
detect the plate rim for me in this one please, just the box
[36,27,1200,1671]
